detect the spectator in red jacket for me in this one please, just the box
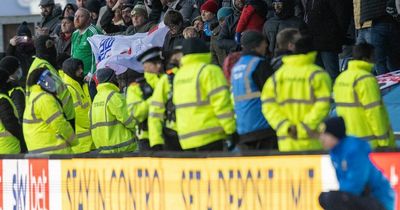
[235,0,268,43]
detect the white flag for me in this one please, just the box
[88,22,169,75]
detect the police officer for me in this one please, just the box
[62,58,93,153]
[261,36,332,151]
[173,38,236,151]
[126,47,164,151]
[333,43,395,148]
[23,67,76,154]
[0,70,23,154]
[231,31,277,150]
[90,68,137,153]
[27,35,75,126]
[148,44,183,151]
[0,56,25,123]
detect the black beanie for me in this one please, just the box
[322,117,346,140]
[241,30,265,50]
[182,38,209,55]
[96,68,116,83]
[17,22,32,38]
[0,56,19,75]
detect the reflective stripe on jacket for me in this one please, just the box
[0,94,20,154]
[90,83,137,153]
[173,53,236,150]
[23,85,75,154]
[63,74,93,153]
[334,60,395,148]
[149,69,178,147]
[231,55,270,135]
[126,73,159,141]
[261,52,332,151]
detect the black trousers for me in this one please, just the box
[319,191,386,210]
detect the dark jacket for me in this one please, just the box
[39,4,62,35]
[263,16,306,53]
[55,33,72,56]
[361,0,388,23]
[210,25,227,66]
[217,11,241,53]
[270,50,292,71]
[162,32,184,59]
[5,82,25,124]
[165,0,200,23]
[6,43,35,87]
[0,88,26,153]
[303,0,352,52]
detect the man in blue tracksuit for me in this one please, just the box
[318,117,395,210]
[231,31,277,150]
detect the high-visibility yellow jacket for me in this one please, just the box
[261,52,332,151]
[126,73,160,141]
[0,94,21,154]
[23,85,75,154]
[27,57,75,121]
[62,74,93,153]
[334,60,395,148]
[173,53,236,150]
[148,69,178,147]
[90,83,137,153]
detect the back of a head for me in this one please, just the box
[293,35,314,54]
[241,30,266,51]
[62,58,83,78]
[182,38,209,55]
[164,10,183,27]
[352,43,374,61]
[276,28,301,51]
[0,56,19,75]
[96,67,116,84]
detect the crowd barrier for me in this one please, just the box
[0,151,398,210]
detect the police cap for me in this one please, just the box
[137,47,163,63]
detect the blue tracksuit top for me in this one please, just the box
[330,136,395,210]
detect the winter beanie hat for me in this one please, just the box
[241,30,266,50]
[321,117,347,140]
[182,38,209,55]
[217,7,234,21]
[0,56,19,75]
[17,22,32,38]
[201,0,218,14]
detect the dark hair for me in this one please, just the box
[293,35,314,54]
[164,10,183,27]
[276,28,301,51]
[352,43,374,61]
[27,67,47,87]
